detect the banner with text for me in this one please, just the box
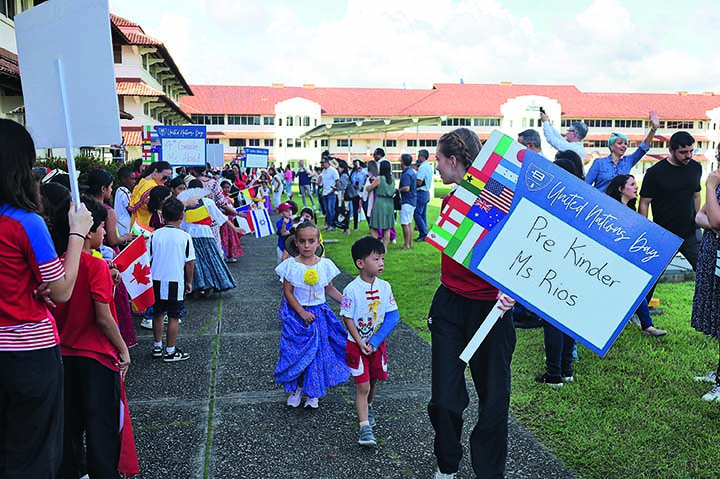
[470,156,682,356]
[244,147,269,169]
[156,125,206,167]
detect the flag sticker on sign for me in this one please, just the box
[429,130,525,266]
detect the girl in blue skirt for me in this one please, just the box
[274,221,349,408]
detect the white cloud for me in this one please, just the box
[109,0,720,94]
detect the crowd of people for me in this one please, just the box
[3,111,720,479]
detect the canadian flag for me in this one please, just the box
[114,236,154,311]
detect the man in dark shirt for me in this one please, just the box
[638,131,701,270]
[295,159,314,207]
[639,131,701,305]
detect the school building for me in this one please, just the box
[179,82,720,175]
[2,5,720,175]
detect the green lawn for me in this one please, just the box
[321,183,720,479]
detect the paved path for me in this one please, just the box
[125,227,575,478]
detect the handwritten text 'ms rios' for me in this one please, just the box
[508,215,622,307]
[546,182,660,263]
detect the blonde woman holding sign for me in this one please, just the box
[427,128,515,479]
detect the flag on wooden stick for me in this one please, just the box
[114,236,154,311]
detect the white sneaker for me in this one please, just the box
[435,469,456,479]
[304,396,319,409]
[694,371,718,383]
[140,318,152,330]
[287,387,302,408]
[702,386,720,402]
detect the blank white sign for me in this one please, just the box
[15,0,121,148]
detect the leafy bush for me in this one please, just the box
[35,155,134,185]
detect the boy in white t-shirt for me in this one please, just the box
[340,236,400,447]
[149,197,195,362]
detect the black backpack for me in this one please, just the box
[392,189,402,211]
[333,204,350,229]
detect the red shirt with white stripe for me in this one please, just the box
[0,205,65,350]
[53,252,119,371]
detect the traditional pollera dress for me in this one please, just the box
[274,257,350,397]
[181,198,236,292]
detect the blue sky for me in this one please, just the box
[109,0,720,93]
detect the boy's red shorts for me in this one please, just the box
[345,340,388,383]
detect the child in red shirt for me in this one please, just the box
[53,196,130,479]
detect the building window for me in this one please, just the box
[337,139,352,147]
[614,119,643,128]
[207,138,220,144]
[561,118,582,128]
[295,139,302,148]
[191,114,225,125]
[664,120,694,129]
[382,139,397,148]
[286,116,294,126]
[227,115,260,125]
[529,119,535,127]
[229,139,246,147]
[652,140,666,148]
[586,140,609,148]
[419,139,437,147]
[473,118,501,127]
[264,116,275,125]
[0,0,16,18]
[333,117,364,123]
[303,116,310,127]
[584,119,612,128]
[278,118,282,126]
[441,118,472,127]
[321,139,329,147]
[279,139,282,147]
[248,139,260,146]
[113,44,122,64]
[407,140,417,147]
[264,139,274,147]
[287,138,294,148]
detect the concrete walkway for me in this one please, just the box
[125,226,575,478]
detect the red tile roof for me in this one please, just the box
[110,14,192,96]
[121,127,143,146]
[116,78,191,123]
[116,79,164,97]
[180,82,720,120]
[180,85,433,116]
[110,14,139,28]
[0,47,19,79]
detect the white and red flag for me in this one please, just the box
[114,236,154,311]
